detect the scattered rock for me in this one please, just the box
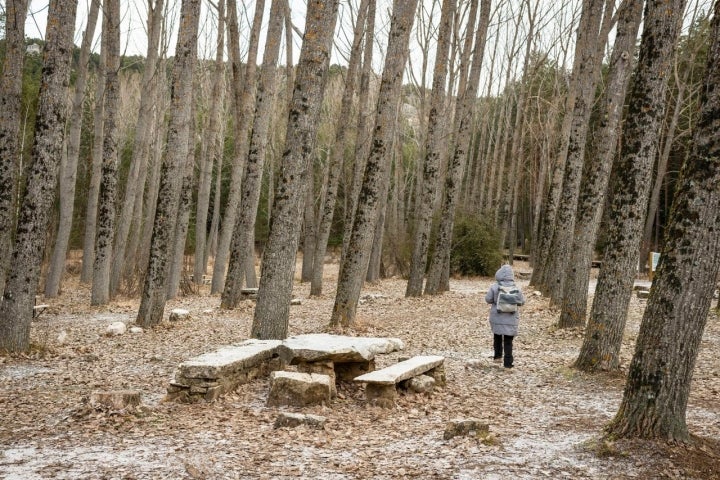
[405,374,436,393]
[56,330,68,345]
[443,419,490,440]
[169,309,190,322]
[636,290,650,299]
[106,322,127,336]
[90,390,141,410]
[290,298,302,305]
[273,412,327,429]
[266,371,332,407]
[532,291,542,297]
[129,326,144,334]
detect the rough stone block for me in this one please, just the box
[90,390,141,410]
[274,412,327,429]
[405,374,436,393]
[335,360,375,382]
[105,322,127,336]
[266,371,332,407]
[169,309,190,322]
[365,383,397,408]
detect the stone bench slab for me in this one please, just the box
[178,339,281,380]
[277,333,404,364]
[354,355,445,385]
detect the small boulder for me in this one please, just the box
[169,309,190,322]
[129,326,144,334]
[290,298,302,306]
[266,371,332,407]
[274,412,327,429]
[90,390,141,410]
[106,322,126,336]
[443,419,490,440]
[406,374,436,393]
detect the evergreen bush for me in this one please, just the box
[450,214,503,277]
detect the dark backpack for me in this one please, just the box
[497,284,522,313]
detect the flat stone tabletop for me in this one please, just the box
[277,334,404,364]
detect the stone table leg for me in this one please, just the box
[297,360,337,398]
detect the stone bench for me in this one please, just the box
[354,355,446,407]
[167,339,282,402]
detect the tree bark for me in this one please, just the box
[607,0,720,439]
[110,0,165,296]
[91,0,122,306]
[221,0,284,309]
[562,0,643,332]
[211,0,265,293]
[309,0,369,296]
[136,0,200,328]
[80,51,107,284]
[251,0,340,340]
[194,0,226,285]
[425,0,491,295]
[44,0,100,298]
[579,0,687,371]
[0,0,79,352]
[0,0,29,294]
[331,0,419,327]
[543,0,607,304]
[405,0,455,297]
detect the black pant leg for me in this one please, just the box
[504,335,514,367]
[493,334,503,359]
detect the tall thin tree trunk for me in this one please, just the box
[251,0,340,340]
[44,0,100,297]
[221,0,284,309]
[211,0,264,293]
[167,100,197,299]
[607,0,720,439]
[110,0,165,296]
[405,0,455,297]
[0,0,79,352]
[136,0,201,327]
[310,0,370,296]
[544,0,607,304]
[331,0,419,327]
[81,52,107,284]
[341,0,377,262]
[425,0,491,295]
[194,0,226,285]
[579,0,687,371]
[562,0,642,331]
[91,0,122,305]
[0,0,29,294]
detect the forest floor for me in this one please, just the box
[1,259,719,479]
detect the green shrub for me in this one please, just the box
[450,214,503,277]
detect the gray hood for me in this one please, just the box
[495,264,514,283]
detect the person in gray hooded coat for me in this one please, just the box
[485,264,525,368]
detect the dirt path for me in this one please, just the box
[1,264,718,479]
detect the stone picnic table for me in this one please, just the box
[276,334,405,385]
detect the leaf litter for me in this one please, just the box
[0,261,718,479]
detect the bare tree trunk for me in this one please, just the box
[331,0,419,327]
[309,0,370,296]
[110,0,165,296]
[0,0,29,294]
[91,0,122,305]
[580,0,687,371]
[194,0,226,285]
[301,171,317,282]
[210,0,265,293]
[562,0,642,331]
[544,0,608,304]
[405,0,455,297]
[0,0,79,352]
[425,0,491,295]
[136,0,201,328]
[44,0,100,297]
[607,1,720,439]
[341,0,376,262]
[167,100,197,299]
[221,0,284,309]
[81,53,107,284]
[251,0,340,340]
